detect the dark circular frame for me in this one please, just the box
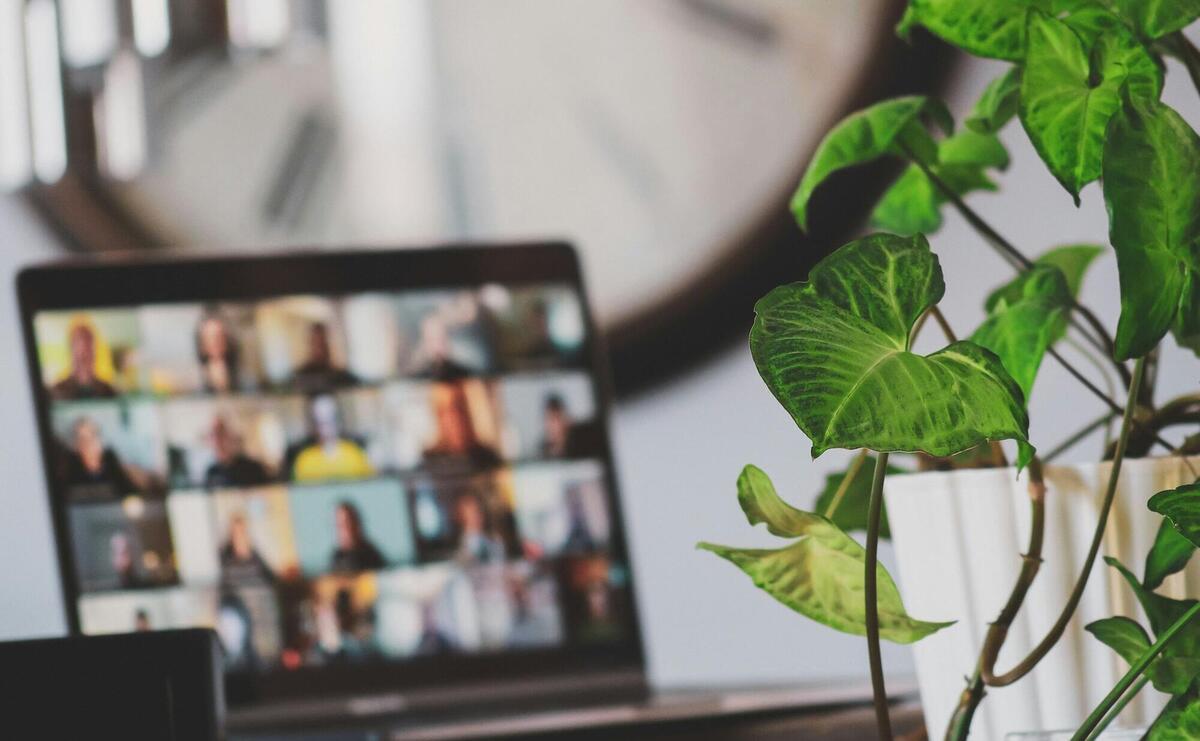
[24,2,958,399]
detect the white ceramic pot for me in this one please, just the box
[884,456,1200,741]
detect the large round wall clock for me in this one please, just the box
[11,0,953,396]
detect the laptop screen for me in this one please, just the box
[19,245,641,706]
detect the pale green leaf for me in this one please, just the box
[1020,10,1162,202]
[967,67,1022,134]
[700,467,952,644]
[751,233,1030,458]
[871,166,943,236]
[970,265,1071,401]
[792,97,940,231]
[1145,518,1197,591]
[1150,483,1200,549]
[984,244,1103,313]
[1103,97,1200,360]
[940,130,1011,170]
[813,456,905,537]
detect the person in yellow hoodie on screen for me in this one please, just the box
[290,393,374,483]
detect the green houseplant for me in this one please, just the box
[699,2,1200,739]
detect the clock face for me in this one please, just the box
[22,0,943,393]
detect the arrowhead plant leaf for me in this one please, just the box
[1149,694,1200,740]
[900,0,1040,61]
[791,96,945,232]
[751,232,1031,460]
[1086,616,1153,665]
[1149,483,1200,549]
[1107,557,1200,652]
[1108,0,1200,39]
[970,264,1071,401]
[870,129,1007,236]
[966,67,1022,134]
[699,465,952,644]
[1020,10,1162,203]
[1145,518,1197,591]
[1103,97,1200,360]
[1104,557,1200,693]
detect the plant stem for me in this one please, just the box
[930,305,958,343]
[979,357,1146,688]
[944,458,1046,736]
[1171,32,1200,99]
[1047,345,1181,458]
[865,451,893,741]
[1082,675,1150,741]
[918,164,1129,387]
[823,449,869,520]
[1073,600,1200,740]
[944,670,984,741]
[1042,411,1115,463]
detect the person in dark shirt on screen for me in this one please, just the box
[204,416,271,488]
[329,501,385,573]
[50,322,117,400]
[290,322,358,393]
[219,512,275,585]
[195,310,242,393]
[409,314,473,380]
[63,417,138,499]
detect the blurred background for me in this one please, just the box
[1,0,1198,691]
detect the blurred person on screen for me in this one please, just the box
[562,484,597,553]
[195,310,241,393]
[133,608,152,632]
[290,322,358,393]
[219,512,276,585]
[329,501,385,573]
[51,321,117,399]
[415,601,453,655]
[409,313,471,381]
[63,417,138,498]
[290,394,374,482]
[423,383,500,471]
[453,494,505,564]
[110,532,142,589]
[216,591,259,672]
[205,416,271,488]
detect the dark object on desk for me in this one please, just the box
[0,629,225,741]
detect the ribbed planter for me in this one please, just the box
[884,456,1200,741]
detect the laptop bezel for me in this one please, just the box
[16,241,647,711]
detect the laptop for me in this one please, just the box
[16,243,883,738]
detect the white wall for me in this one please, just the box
[0,52,1197,693]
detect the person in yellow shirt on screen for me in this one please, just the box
[290,393,374,483]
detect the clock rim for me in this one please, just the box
[23,0,959,398]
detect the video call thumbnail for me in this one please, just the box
[36,282,633,678]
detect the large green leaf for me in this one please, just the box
[871,166,943,236]
[984,244,1104,312]
[899,0,1041,60]
[813,455,906,537]
[966,67,1022,134]
[699,465,952,644]
[1145,518,1198,591]
[1109,0,1200,39]
[1020,10,1162,203]
[791,97,942,232]
[751,233,1030,460]
[1150,483,1200,548]
[970,265,1071,401]
[1177,275,1200,355]
[1103,97,1200,360]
